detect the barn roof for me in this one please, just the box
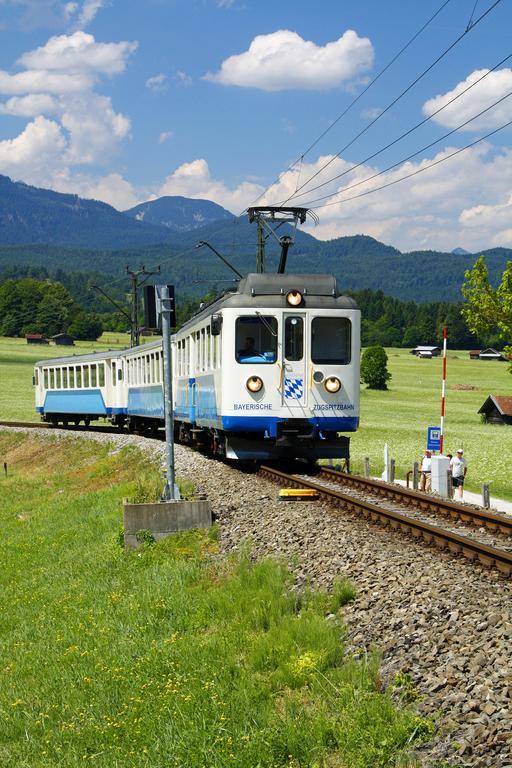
[478,395,512,416]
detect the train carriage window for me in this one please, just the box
[311,317,351,364]
[55,368,61,388]
[285,317,304,361]
[50,369,55,389]
[44,369,48,389]
[118,364,123,382]
[236,316,278,363]
[212,333,217,369]
[76,367,82,388]
[91,364,97,387]
[62,368,68,388]
[83,366,89,388]
[98,363,105,387]
[69,367,75,388]
[112,361,117,387]
[206,327,211,369]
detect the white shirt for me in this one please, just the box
[450,456,467,478]
[420,455,432,472]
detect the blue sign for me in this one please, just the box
[427,426,441,451]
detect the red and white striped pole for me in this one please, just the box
[440,326,447,454]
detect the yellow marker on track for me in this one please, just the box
[279,488,320,501]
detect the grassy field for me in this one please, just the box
[1,335,511,498]
[0,433,430,767]
[351,349,512,500]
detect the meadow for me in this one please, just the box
[0,432,429,767]
[0,335,511,498]
[351,349,512,500]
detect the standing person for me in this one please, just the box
[450,449,467,500]
[420,449,432,492]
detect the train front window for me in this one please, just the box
[311,317,351,364]
[285,317,303,361]
[236,316,277,363]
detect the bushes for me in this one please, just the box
[361,345,392,390]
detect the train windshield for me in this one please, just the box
[236,316,278,363]
[311,317,351,364]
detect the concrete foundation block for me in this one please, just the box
[123,499,212,549]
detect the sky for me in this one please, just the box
[0,0,512,252]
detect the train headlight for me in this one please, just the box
[324,376,341,393]
[286,289,303,307]
[246,376,263,393]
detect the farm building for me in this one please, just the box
[478,348,508,361]
[25,334,49,345]
[410,345,440,358]
[468,350,481,360]
[478,396,512,425]
[51,333,75,346]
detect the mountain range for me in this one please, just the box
[0,173,510,303]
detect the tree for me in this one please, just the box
[461,256,512,367]
[68,312,103,340]
[360,346,391,390]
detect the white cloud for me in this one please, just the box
[73,0,109,29]
[0,115,67,180]
[51,169,139,209]
[203,29,374,91]
[0,93,59,116]
[174,70,192,87]
[146,73,168,93]
[159,130,174,144]
[157,159,261,212]
[360,106,382,120]
[423,68,512,131]
[0,68,92,94]
[19,31,137,76]
[253,143,512,251]
[0,29,136,191]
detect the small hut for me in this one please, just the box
[25,334,49,345]
[479,348,508,361]
[52,333,75,346]
[468,350,481,360]
[411,345,440,357]
[478,395,512,425]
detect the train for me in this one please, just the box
[34,271,360,461]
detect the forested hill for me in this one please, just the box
[0,237,510,304]
[0,175,177,248]
[1,174,511,302]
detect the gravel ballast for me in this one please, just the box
[3,427,511,768]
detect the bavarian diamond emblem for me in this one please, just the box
[284,377,304,399]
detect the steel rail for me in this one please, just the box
[317,467,512,536]
[0,420,120,434]
[259,465,512,577]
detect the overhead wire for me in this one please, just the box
[239,0,455,214]
[308,118,512,211]
[277,0,504,207]
[293,60,512,205]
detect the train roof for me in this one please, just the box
[35,338,164,366]
[179,273,358,331]
[35,348,125,366]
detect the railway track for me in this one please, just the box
[317,466,512,536]
[259,465,512,578]
[3,420,511,577]
[0,420,121,434]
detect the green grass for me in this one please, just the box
[0,433,429,768]
[0,333,149,421]
[1,335,510,498]
[350,349,512,500]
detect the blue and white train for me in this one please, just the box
[34,272,360,461]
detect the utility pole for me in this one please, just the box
[126,265,161,347]
[161,285,180,501]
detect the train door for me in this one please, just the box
[281,314,307,409]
